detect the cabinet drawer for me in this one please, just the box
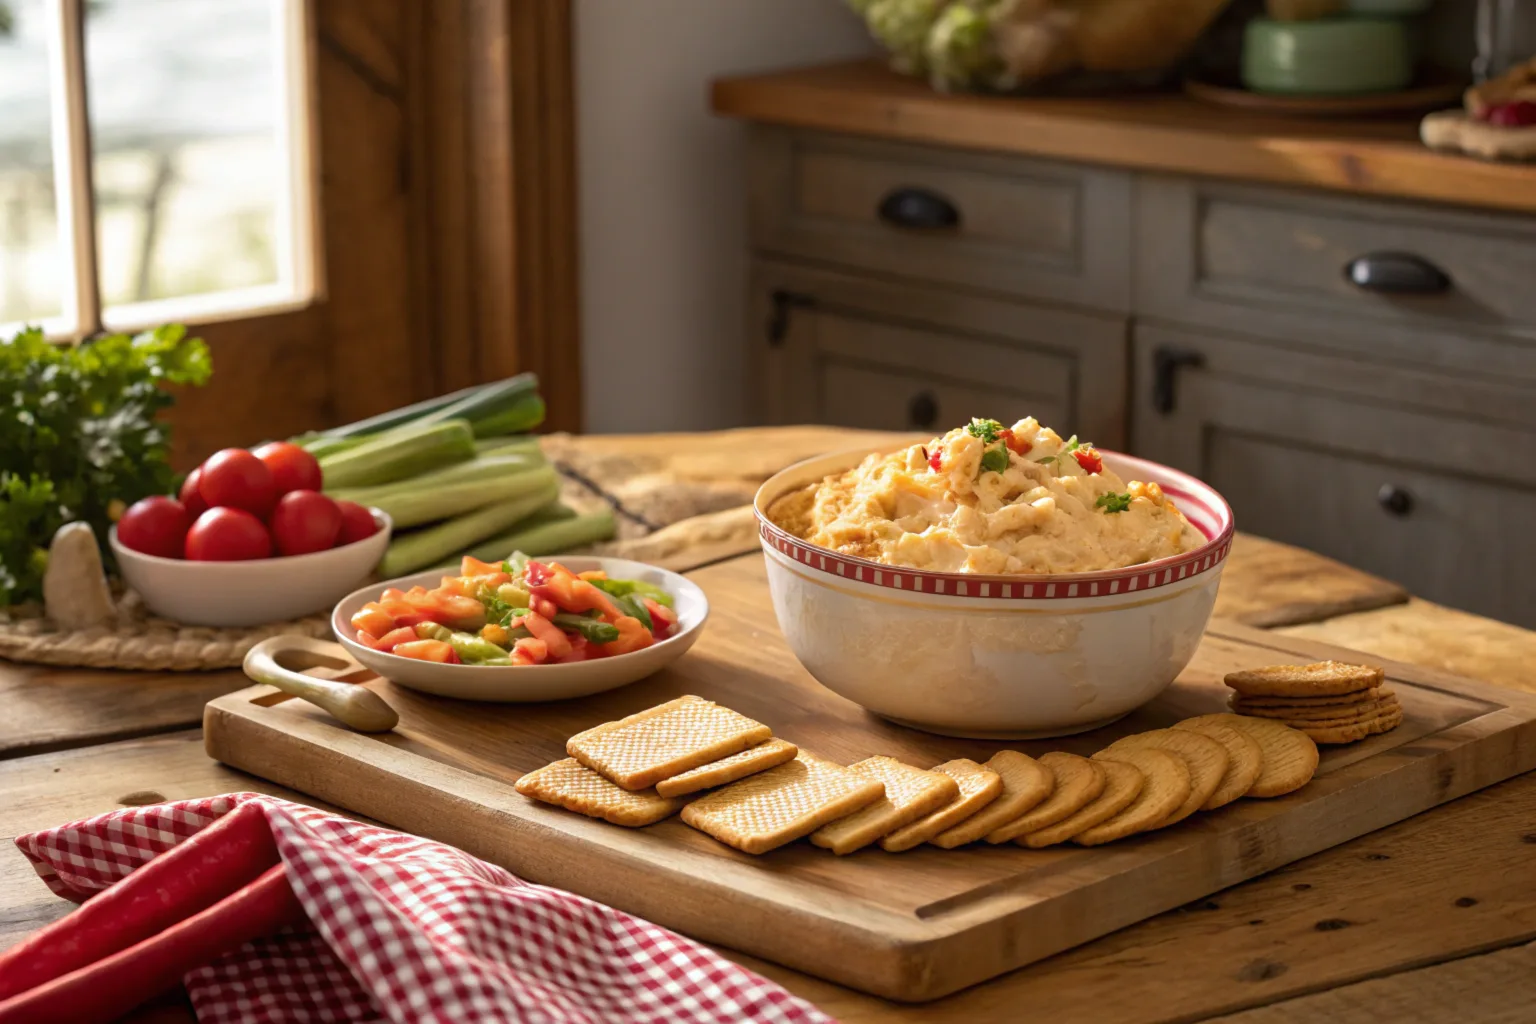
[1136,177,1536,380]
[751,261,1128,446]
[750,128,1132,311]
[1132,326,1536,626]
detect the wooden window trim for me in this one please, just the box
[410,0,582,433]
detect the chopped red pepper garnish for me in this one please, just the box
[928,448,943,472]
[1072,446,1104,474]
[999,428,1032,456]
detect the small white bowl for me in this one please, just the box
[110,510,392,628]
[330,556,708,702]
[755,448,1234,739]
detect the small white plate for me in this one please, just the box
[330,556,708,702]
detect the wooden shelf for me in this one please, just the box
[712,61,1536,215]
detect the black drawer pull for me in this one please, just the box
[1151,347,1206,415]
[1377,484,1413,517]
[765,289,814,347]
[878,187,960,231]
[908,391,939,430]
[1344,252,1451,295]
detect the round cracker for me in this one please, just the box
[1177,719,1263,810]
[1018,759,1144,848]
[984,752,1103,844]
[1234,696,1399,723]
[1232,685,1391,709]
[1095,729,1227,827]
[1301,707,1404,745]
[1176,714,1317,798]
[1224,661,1383,698]
[1072,748,1190,846]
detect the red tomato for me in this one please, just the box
[253,441,323,495]
[178,468,208,519]
[185,507,272,561]
[334,500,379,547]
[117,497,191,559]
[269,490,342,557]
[198,449,276,517]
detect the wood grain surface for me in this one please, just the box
[204,553,1536,1002]
[711,61,1536,216]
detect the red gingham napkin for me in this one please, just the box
[13,793,834,1024]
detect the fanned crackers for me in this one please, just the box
[931,751,1053,849]
[515,758,683,827]
[655,739,799,797]
[1095,729,1228,828]
[680,752,884,854]
[811,757,958,855]
[1181,718,1264,809]
[1020,759,1144,848]
[568,695,772,790]
[1073,748,1190,846]
[1224,661,1383,698]
[986,752,1103,844]
[881,759,1001,852]
[1176,714,1318,797]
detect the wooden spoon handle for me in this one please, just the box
[242,636,399,733]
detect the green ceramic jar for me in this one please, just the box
[1242,17,1414,95]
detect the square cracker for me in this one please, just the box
[810,757,959,855]
[880,759,1002,853]
[654,739,799,797]
[514,758,683,827]
[680,752,885,855]
[567,695,773,790]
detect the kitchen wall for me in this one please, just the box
[575,0,876,433]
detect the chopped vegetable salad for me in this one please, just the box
[350,553,677,666]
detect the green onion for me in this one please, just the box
[407,374,542,438]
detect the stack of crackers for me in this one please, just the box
[1225,661,1402,745]
[513,687,1361,855]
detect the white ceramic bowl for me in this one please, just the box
[110,510,392,628]
[330,556,708,702]
[754,449,1234,739]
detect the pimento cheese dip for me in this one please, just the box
[769,418,1203,575]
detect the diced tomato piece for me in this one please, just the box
[355,629,382,650]
[380,588,407,602]
[577,570,607,581]
[460,555,504,577]
[437,576,472,598]
[928,448,943,472]
[524,560,554,587]
[1072,446,1104,474]
[517,611,572,660]
[527,561,624,622]
[599,615,654,657]
[350,606,396,637]
[511,636,549,666]
[392,639,458,663]
[642,598,676,640]
[374,626,420,652]
[999,427,1032,456]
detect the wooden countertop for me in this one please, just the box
[712,60,1536,215]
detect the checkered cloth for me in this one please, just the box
[14,793,833,1024]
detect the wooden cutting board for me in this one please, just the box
[204,554,1536,1002]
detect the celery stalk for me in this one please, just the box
[457,510,616,564]
[329,455,550,527]
[379,478,562,577]
[319,419,476,489]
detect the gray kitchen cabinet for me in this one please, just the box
[749,261,1127,446]
[1132,325,1536,626]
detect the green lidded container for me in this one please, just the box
[1242,16,1414,95]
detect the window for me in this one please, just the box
[0,0,313,339]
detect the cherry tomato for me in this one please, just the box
[198,449,276,517]
[253,441,323,495]
[334,500,379,546]
[1488,101,1536,127]
[177,468,208,519]
[269,490,342,557]
[116,497,191,559]
[185,507,272,561]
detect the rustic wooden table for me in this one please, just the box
[3,431,1534,1023]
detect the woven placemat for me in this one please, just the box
[0,589,331,671]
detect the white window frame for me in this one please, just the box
[4,0,317,341]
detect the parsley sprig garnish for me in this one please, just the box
[1095,492,1132,514]
[1036,436,1083,466]
[966,418,1004,444]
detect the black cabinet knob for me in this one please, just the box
[908,391,939,430]
[1151,346,1206,416]
[1377,484,1413,517]
[1344,252,1451,295]
[877,187,960,231]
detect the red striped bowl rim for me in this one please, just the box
[754,447,1235,601]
